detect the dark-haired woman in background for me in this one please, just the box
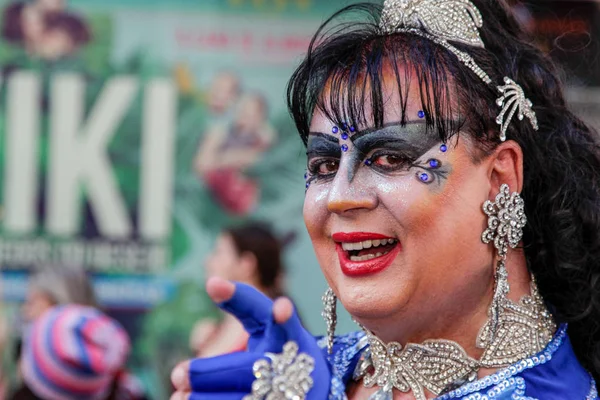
[171,0,600,398]
[189,223,287,358]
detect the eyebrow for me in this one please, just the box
[307,132,340,143]
[306,132,341,156]
[350,121,430,142]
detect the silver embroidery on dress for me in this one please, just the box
[361,335,479,400]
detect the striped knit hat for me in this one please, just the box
[21,305,130,400]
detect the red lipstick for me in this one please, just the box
[332,232,401,277]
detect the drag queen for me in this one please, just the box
[170,0,600,398]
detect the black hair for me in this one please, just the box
[225,222,286,299]
[287,1,600,379]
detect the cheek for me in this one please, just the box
[402,154,490,267]
[303,185,330,236]
[303,186,337,277]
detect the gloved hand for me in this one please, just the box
[170,277,331,400]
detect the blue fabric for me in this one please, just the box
[322,324,598,400]
[187,283,331,398]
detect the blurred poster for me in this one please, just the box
[0,0,345,397]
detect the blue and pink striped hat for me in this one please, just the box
[21,305,130,400]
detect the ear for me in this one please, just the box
[238,251,258,282]
[487,140,524,196]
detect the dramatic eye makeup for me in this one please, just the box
[352,122,443,178]
[306,132,341,184]
[413,158,449,185]
[306,121,451,186]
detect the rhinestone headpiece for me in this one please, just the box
[379,0,539,141]
[496,77,539,141]
[380,0,485,47]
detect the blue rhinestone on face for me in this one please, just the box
[418,172,431,183]
[304,172,308,179]
[341,144,349,152]
[341,133,349,140]
[440,144,448,153]
[364,159,372,166]
[429,159,440,169]
[305,182,310,189]
[332,126,339,134]
[342,122,348,131]
[418,110,426,119]
[350,125,356,132]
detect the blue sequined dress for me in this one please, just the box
[320,325,597,399]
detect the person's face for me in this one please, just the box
[304,67,495,339]
[22,289,55,321]
[204,234,244,282]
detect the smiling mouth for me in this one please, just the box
[332,232,402,276]
[341,238,399,261]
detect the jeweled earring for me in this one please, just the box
[321,287,337,354]
[480,183,527,343]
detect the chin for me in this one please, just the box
[336,278,411,322]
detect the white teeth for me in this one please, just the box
[341,238,397,252]
[342,242,361,251]
[349,250,391,262]
[350,253,377,262]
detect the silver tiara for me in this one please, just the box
[379,0,539,141]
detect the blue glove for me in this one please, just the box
[184,282,331,399]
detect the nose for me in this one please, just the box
[327,163,378,215]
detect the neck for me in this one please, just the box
[356,249,531,358]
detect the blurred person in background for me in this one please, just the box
[13,268,148,400]
[189,223,287,358]
[10,304,145,400]
[22,266,98,324]
[14,266,99,370]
